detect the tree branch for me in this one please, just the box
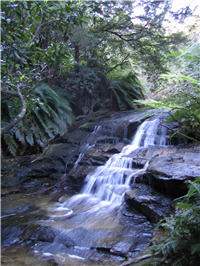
[1,85,26,135]
[2,60,18,89]
[25,77,47,97]
[106,54,130,75]
[26,8,43,47]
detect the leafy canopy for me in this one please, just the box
[1,0,86,154]
[1,0,194,155]
[135,43,200,143]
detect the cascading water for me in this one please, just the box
[43,116,168,229]
[64,117,167,214]
[2,112,186,266]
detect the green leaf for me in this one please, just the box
[191,243,200,254]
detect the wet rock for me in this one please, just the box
[120,253,152,266]
[1,188,21,196]
[54,231,75,248]
[1,142,91,195]
[140,204,163,223]
[96,136,122,144]
[84,148,108,162]
[146,144,200,197]
[1,167,31,188]
[2,109,200,266]
[1,204,32,218]
[1,109,175,194]
[68,165,96,189]
[66,227,111,248]
[1,226,24,247]
[67,129,94,143]
[88,159,106,166]
[22,225,75,247]
[126,122,141,140]
[96,242,113,252]
[101,143,125,154]
[125,188,173,223]
[125,144,200,197]
[24,225,56,243]
[110,242,133,256]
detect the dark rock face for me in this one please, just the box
[135,144,200,197]
[125,186,173,223]
[1,109,156,192]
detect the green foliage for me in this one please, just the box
[1,83,74,156]
[108,70,144,110]
[56,66,144,114]
[1,0,194,154]
[149,178,200,265]
[135,43,200,143]
[1,0,86,137]
[1,1,84,77]
[87,0,190,87]
[59,65,103,114]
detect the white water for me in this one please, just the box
[63,118,167,213]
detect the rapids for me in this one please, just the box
[61,117,167,214]
[2,112,175,265]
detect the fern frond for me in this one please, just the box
[24,122,34,146]
[3,133,18,156]
[15,127,25,144]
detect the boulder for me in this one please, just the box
[125,188,173,223]
[146,144,200,197]
[101,143,125,153]
[125,144,200,197]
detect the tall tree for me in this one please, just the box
[61,0,192,114]
[1,1,88,155]
[1,0,86,134]
[88,1,190,80]
[1,0,195,155]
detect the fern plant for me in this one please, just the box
[134,73,200,143]
[134,43,200,143]
[1,83,74,156]
[107,70,144,111]
[149,177,200,266]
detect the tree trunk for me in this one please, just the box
[75,44,80,63]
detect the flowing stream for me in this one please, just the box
[40,117,167,237]
[58,118,167,216]
[2,115,170,265]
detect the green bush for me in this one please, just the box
[57,67,144,114]
[135,43,200,143]
[107,70,144,110]
[1,83,74,156]
[149,177,200,265]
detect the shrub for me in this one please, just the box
[1,83,74,156]
[149,177,200,265]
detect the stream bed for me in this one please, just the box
[2,110,200,265]
[2,184,166,265]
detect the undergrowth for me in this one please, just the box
[148,177,200,266]
[1,83,74,156]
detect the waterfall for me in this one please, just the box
[65,118,167,212]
